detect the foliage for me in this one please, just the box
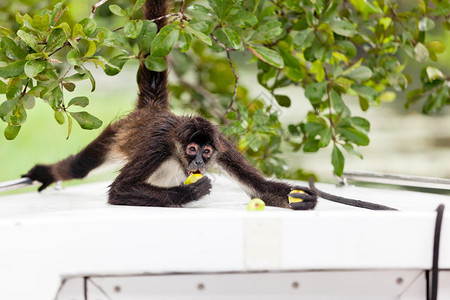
[0,0,449,178]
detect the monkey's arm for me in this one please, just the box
[108,152,212,207]
[217,135,317,209]
[24,125,118,191]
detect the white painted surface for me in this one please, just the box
[0,174,448,300]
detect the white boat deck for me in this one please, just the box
[0,175,448,299]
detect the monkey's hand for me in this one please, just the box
[22,164,55,192]
[172,176,212,205]
[288,185,317,210]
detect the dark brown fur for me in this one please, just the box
[23,0,317,210]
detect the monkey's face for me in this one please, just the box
[185,142,214,175]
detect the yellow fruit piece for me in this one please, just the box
[288,189,305,203]
[184,173,203,185]
[247,198,265,211]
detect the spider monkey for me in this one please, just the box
[23,0,317,210]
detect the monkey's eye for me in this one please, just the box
[186,143,198,156]
[203,145,213,158]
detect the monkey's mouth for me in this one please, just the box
[188,169,204,176]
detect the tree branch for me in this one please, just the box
[210,33,239,113]
[90,0,108,19]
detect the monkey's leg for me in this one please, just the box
[217,135,317,209]
[24,125,118,191]
[108,156,212,207]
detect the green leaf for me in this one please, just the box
[425,41,445,54]
[418,17,435,31]
[4,124,20,140]
[304,81,327,104]
[342,66,372,81]
[0,98,18,118]
[62,82,76,92]
[422,85,448,114]
[124,20,143,39]
[185,26,212,46]
[67,49,81,66]
[72,23,85,39]
[33,13,50,31]
[331,144,345,176]
[285,67,304,82]
[54,109,65,125]
[425,66,445,81]
[151,24,179,57]
[227,10,258,27]
[351,84,377,100]
[331,20,356,37]
[48,86,64,109]
[68,96,89,108]
[248,46,284,68]
[293,28,314,50]
[137,20,157,54]
[379,91,396,102]
[350,116,370,132]
[178,30,193,53]
[144,56,167,72]
[0,81,6,94]
[221,27,241,49]
[359,96,369,111]
[186,4,210,19]
[104,55,129,76]
[66,113,73,139]
[109,4,126,16]
[0,60,26,79]
[274,95,291,107]
[24,60,46,78]
[330,89,345,113]
[17,30,37,50]
[338,127,370,146]
[6,78,21,100]
[46,28,66,52]
[83,40,96,58]
[69,111,102,130]
[1,37,26,60]
[253,21,283,41]
[414,43,429,63]
[342,143,363,159]
[79,18,97,36]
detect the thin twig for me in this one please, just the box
[48,41,69,57]
[90,0,108,19]
[210,33,239,113]
[180,0,186,27]
[390,7,416,46]
[225,51,239,113]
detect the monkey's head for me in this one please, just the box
[175,117,219,176]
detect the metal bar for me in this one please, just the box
[342,171,450,190]
[0,177,35,193]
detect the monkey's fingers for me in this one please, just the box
[22,164,55,192]
[289,201,317,210]
[289,192,317,202]
[291,185,315,196]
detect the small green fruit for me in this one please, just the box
[247,198,265,211]
[184,173,203,185]
[288,189,305,203]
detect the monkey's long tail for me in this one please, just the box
[137,0,171,110]
[309,178,398,211]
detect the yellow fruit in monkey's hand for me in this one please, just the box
[184,173,203,185]
[288,190,305,203]
[247,198,265,211]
